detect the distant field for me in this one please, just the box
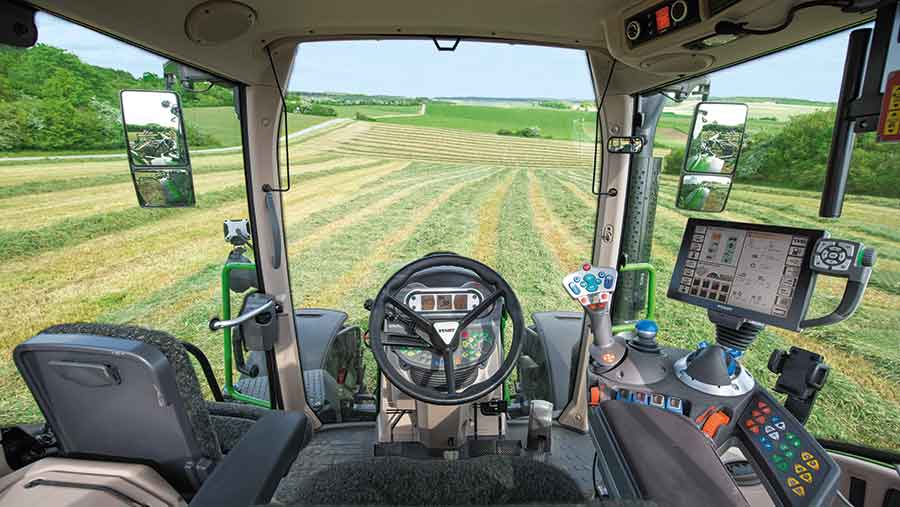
[184,107,331,147]
[2,106,898,451]
[380,102,596,141]
[330,104,421,118]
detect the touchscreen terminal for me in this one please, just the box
[667,218,826,330]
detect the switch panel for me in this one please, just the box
[624,0,701,47]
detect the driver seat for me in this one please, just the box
[13,322,311,499]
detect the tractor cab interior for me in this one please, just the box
[1,0,899,506]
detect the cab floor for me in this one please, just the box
[273,420,597,502]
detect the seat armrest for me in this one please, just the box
[190,411,310,506]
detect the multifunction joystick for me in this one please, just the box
[563,264,625,371]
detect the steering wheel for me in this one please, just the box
[368,254,525,405]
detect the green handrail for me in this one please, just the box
[611,262,657,334]
[221,262,270,408]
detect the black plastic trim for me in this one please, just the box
[189,412,310,507]
[181,341,223,402]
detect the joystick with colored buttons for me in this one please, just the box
[563,264,625,371]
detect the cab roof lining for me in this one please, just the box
[27,0,873,97]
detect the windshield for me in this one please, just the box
[647,26,899,452]
[282,40,599,420]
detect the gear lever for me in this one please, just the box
[563,264,626,371]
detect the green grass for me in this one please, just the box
[184,107,332,147]
[330,104,420,118]
[380,103,596,141]
[0,118,897,452]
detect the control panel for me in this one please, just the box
[810,238,862,275]
[624,0,700,47]
[563,264,617,311]
[738,391,839,506]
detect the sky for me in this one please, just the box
[35,12,854,102]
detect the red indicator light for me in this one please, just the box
[583,263,591,271]
[655,6,671,31]
[602,352,617,364]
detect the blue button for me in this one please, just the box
[584,274,597,284]
[772,416,782,424]
[568,282,581,295]
[573,276,581,282]
[604,276,614,289]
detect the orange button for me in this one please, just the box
[750,426,760,434]
[702,410,731,438]
[590,386,602,406]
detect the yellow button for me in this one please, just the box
[800,472,813,483]
[794,464,807,474]
[806,459,820,471]
[800,452,814,461]
[792,486,806,497]
[787,477,800,487]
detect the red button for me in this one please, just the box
[762,407,772,415]
[757,401,768,409]
[744,420,755,428]
[751,410,762,417]
[750,426,760,434]
[755,416,766,424]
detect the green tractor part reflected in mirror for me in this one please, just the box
[677,174,733,213]
[120,90,196,207]
[676,102,748,213]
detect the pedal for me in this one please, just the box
[526,400,553,452]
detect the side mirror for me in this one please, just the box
[676,102,748,212]
[120,90,196,207]
[607,136,645,154]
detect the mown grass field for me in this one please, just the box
[1,110,897,451]
[381,102,596,140]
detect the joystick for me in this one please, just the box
[563,264,626,372]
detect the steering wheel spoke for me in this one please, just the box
[382,332,433,349]
[387,295,445,350]
[442,351,457,393]
[452,289,503,346]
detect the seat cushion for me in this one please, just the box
[207,401,269,453]
[278,455,587,505]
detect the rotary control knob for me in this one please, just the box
[626,20,641,41]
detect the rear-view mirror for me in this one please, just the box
[676,102,748,212]
[607,136,645,154]
[120,90,195,207]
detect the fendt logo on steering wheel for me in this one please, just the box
[435,322,460,345]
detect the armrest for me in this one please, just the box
[190,411,310,506]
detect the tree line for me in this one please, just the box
[0,44,231,152]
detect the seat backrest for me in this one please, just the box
[14,323,222,495]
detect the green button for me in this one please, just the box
[786,432,797,441]
[776,462,790,472]
[772,454,784,463]
[784,450,795,458]
[779,444,790,452]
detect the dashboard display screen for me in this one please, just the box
[668,219,825,330]
[437,295,452,311]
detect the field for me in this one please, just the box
[1,106,898,452]
[380,102,597,141]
